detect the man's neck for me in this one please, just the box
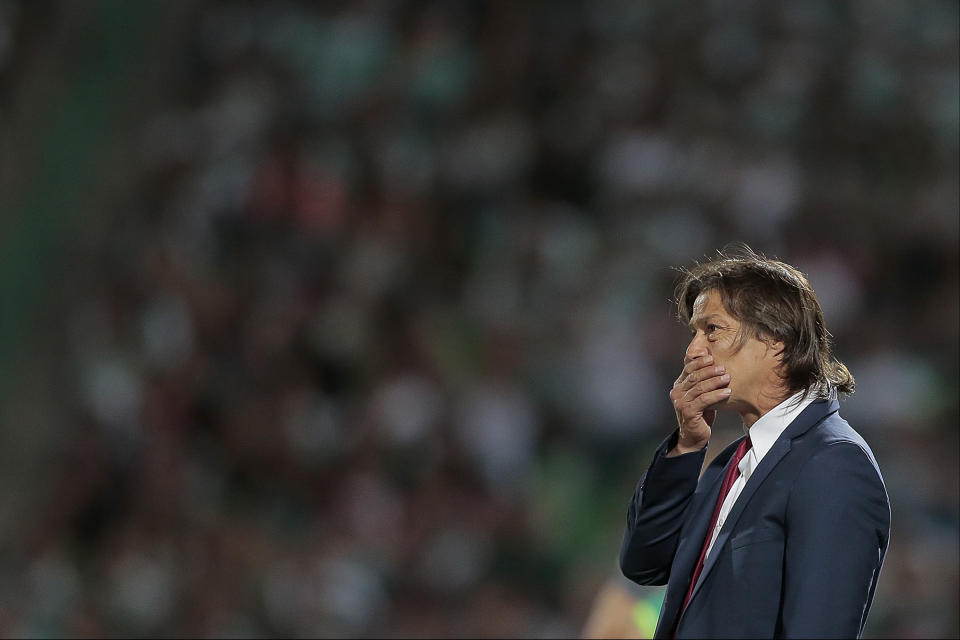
[739,387,792,429]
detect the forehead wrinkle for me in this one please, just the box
[693,289,736,320]
[691,289,722,320]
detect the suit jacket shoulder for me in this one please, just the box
[788,407,885,482]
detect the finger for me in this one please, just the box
[675,374,731,413]
[676,364,727,392]
[688,386,733,413]
[674,355,715,385]
[681,355,714,376]
[685,364,727,388]
[682,371,731,400]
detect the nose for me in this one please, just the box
[685,333,710,364]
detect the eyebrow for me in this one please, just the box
[688,313,723,331]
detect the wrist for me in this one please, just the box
[668,436,708,457]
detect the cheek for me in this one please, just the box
[710,343,732,364]
[714,352,739,382]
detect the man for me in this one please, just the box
[620,248,890,639]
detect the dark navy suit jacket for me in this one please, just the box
[620,398,890,639]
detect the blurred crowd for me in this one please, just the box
[0,0,957,637]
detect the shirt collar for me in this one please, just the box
[739,389,820,476]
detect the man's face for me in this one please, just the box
[686,289,782,413]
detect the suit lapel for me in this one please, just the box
[655,440,740,637]
[672,456,729,571]
[682,398,840,611]
[686,437,791,603]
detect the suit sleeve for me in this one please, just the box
[780,442,891,639]
[620,430,707,585]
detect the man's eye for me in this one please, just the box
[707,324,718,333]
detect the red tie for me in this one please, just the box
[679,436,753,617]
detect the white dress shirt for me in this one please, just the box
[702,390,820,560]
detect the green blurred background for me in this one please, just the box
[0,1,957,637]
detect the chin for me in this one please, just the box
[707,397,732,411]
[721,395,743,410]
